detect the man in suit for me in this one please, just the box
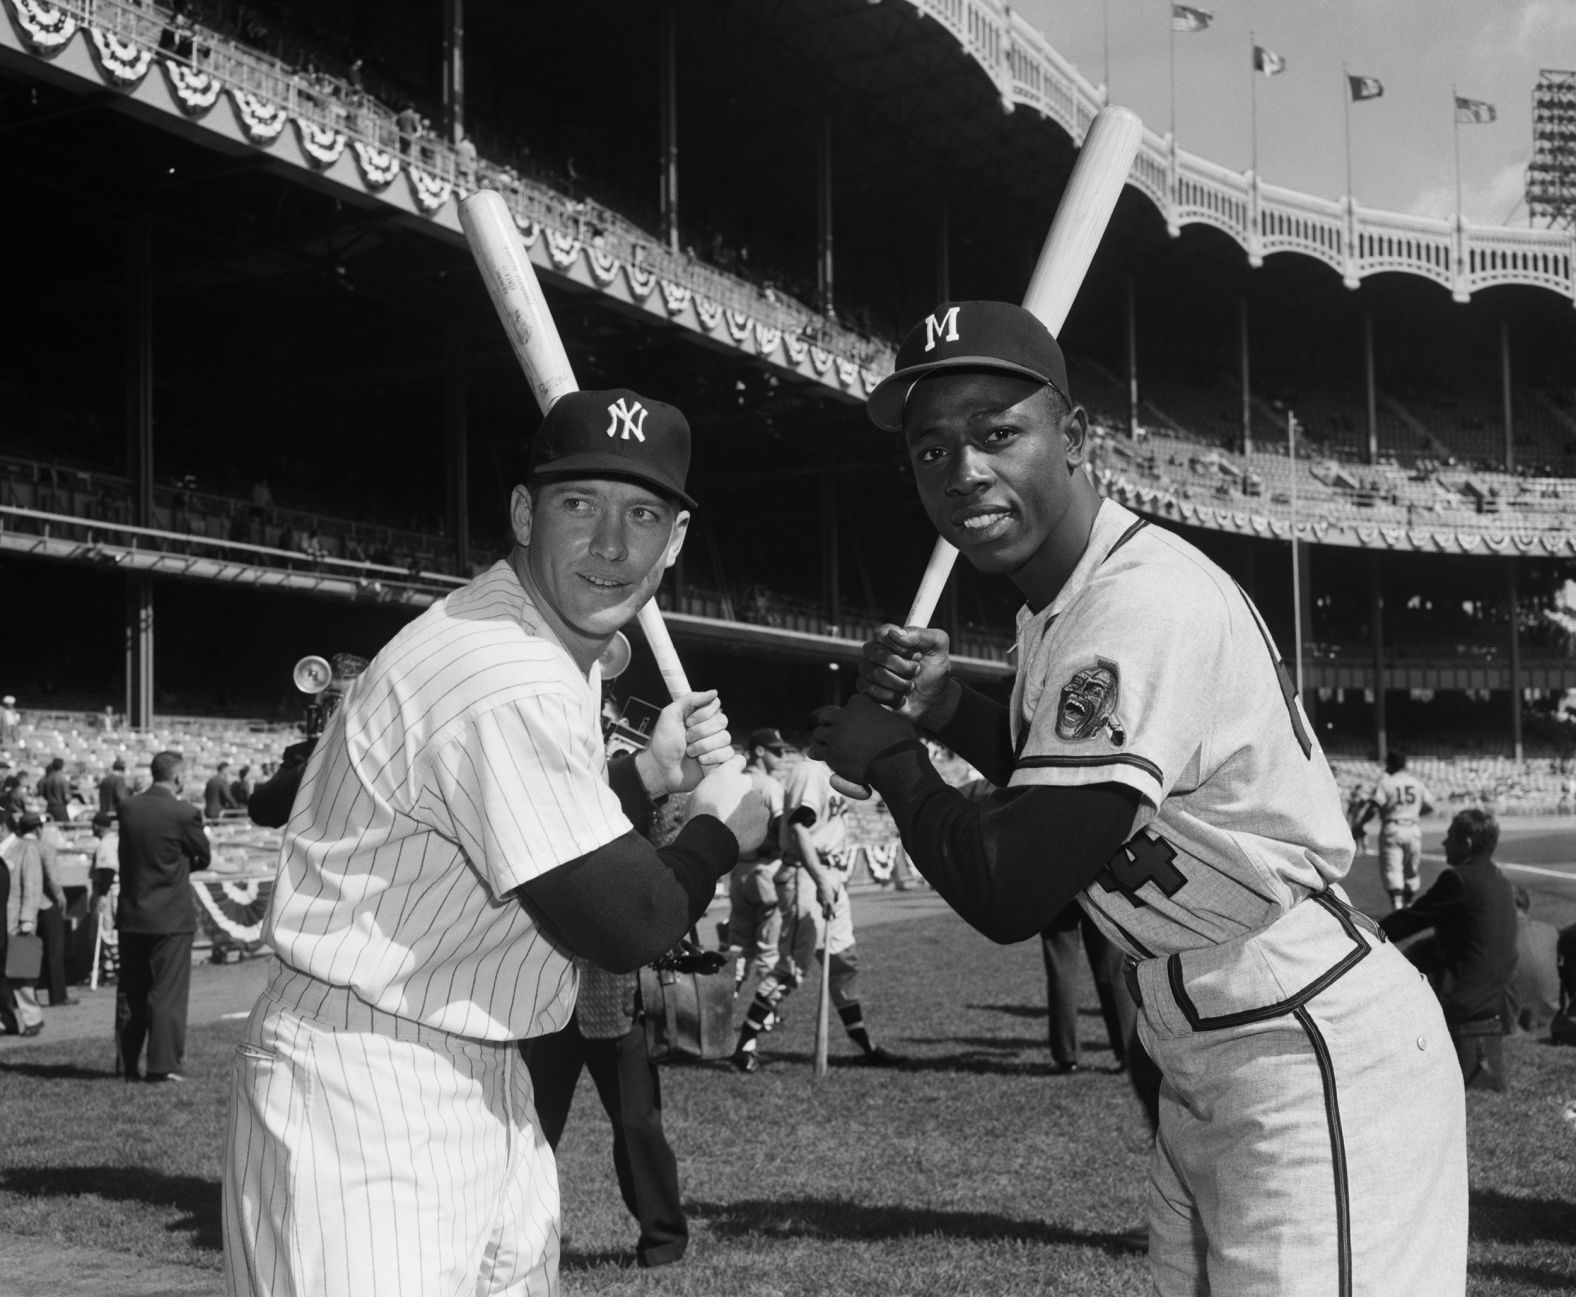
[117,751,210,1082]
[204,761,238,821]
[98,759,132,817]
[1381,807,1520,1091]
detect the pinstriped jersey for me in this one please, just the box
[1007,500,1352,959]
[1369,771,1431,826]
[264,559,628,1041]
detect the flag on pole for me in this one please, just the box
[1454,96,1496,124]
[1253,45,1286,76]
[1347,75,1384,102]
[1172,5,1213,33]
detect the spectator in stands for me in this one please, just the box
[0,696,18,746]
[117,751,210,1083]
[99,758,132,817]
[1380,808,1520,1091]
[3,813,47,1036]
[455,128,477,187]
[204,761,239,820]
[1,773,29,833]
[229,764,254,810]
[1509,887,1562,1037]
[38,757,72,823]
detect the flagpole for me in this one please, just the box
[1169,10,1177,140]
[1250,31,1258,176]
[1342,63,1354,201]
[1452,84,1463,220]
[1102,0,1110,97]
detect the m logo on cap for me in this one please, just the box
[605,397,648,442]
[923,306,961,353]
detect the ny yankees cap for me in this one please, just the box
[866,300,1071,432]
[528,387,697,508]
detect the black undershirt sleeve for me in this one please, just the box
[928,683,1015,786]
[865,739,1141,944]
[605,752,660,836]
[516,816,738,973]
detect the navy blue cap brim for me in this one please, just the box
[866,356,1066,432]
[529,453,698,509]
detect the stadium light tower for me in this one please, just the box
[1527,69,1576,229]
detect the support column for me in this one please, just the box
[1363,306,1378,465]
[935,190,951,303]
[1369,551,1387,763]
[658,6,679,253]
[1508,557,1523,762]
[1296,542,1316,728]
[1501,318,1515,472]
[1125,271,1139,439]
[1238,292,1252,455]
[126,210,154,730]
[821,468,840,633]
[445,327,469,575]
[441,0,464,143]
[817,113,834,316]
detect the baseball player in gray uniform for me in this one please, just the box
[1353,750,1434,910]
[811,302,1467,1296]
[222,389,768,1297]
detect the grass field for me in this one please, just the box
[2,878,1574,1296]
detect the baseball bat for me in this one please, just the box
[839,104,1144,800]
[814,915,832,1081]
[458,189,696,701]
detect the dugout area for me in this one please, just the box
[2,0,1574,754]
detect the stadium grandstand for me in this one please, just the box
[4,0,1576,831]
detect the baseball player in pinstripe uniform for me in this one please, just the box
[222,389,768,1297]
[812,302,1467,1296]
[1352,751,1434,910]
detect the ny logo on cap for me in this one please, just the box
[924,306,961,353]
[605,397,648,442]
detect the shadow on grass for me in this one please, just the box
[0,1165,221,1253]
[1470,1188,1576,1247]
[690,1195,1142,1255]
[0,1060,113,1081]
[1470,1260,1576,1291]
[561,1245,637,1272]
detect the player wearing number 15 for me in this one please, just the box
[810,302,1467,1295]
[1353,750,1434,911]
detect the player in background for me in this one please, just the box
[811,301,1466,1296]
[223,389,768,1297]
[1353,750,1434,910]
[724,727,791,996]
[731,751,900,1073]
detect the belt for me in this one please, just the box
[1120,891,1386,1031]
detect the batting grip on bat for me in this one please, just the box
[836,104,1144,802]
[459,190,722,763]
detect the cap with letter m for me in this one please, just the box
[528,387,697,507]
[866,300,1071,432]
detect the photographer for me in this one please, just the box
[248,654,368,829]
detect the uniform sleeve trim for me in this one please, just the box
[1015,752,1164,784]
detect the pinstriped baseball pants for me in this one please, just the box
[1129,893,1468,1297]
[223,962,559,1297]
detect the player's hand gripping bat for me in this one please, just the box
[837,104,1145,801]
[459,188,700,708]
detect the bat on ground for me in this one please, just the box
[839,104,1145,801]
[814,913,833,1080]
[459,189,699,708]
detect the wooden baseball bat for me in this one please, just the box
[458,189,694,700]
[839,104,1144,801]
[814,912,833,1080]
